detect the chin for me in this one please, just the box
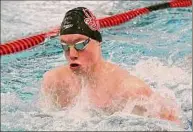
[69,66,85,74]
[76,67,93,75]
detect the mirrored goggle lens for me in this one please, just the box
[74,43,85,50]
[61,44,69,51]
[75,38,90,50]
[61,38,90,51]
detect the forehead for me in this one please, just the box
[60,34,88,44]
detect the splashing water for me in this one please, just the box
[1,1,192,131]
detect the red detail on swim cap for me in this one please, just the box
[83,9,100,31]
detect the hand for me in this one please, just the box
[159,106,181,125]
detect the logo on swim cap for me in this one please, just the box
[83,9,100,31]
[62,24,73,30]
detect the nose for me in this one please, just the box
[69,47,78,60]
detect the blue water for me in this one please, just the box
[1,1,192,131]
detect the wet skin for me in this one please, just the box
[41,34,181,124]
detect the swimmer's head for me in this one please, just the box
[60,7,102,43]
[59,7,103,73]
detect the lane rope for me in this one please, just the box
[0,0,192,56]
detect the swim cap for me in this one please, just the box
[60,7,102,42]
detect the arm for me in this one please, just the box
[119,73,181,124]
[149,92,181,124]
[40,71,57,109]
[41,71,71,108]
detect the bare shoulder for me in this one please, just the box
[41,65,70,92]
[43,65,69,80]
[106,62,153,96]
[104,61,129,78]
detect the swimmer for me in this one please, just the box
[41,7,181,124]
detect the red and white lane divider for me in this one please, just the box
[0,0,191,56]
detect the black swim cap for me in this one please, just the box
[60,7,102,42]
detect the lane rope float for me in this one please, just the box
[98,0,192,28]
[0,0,192,56]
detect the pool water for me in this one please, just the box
[1,1,192,131]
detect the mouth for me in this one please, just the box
[70,63,81,70]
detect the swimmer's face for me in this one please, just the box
[60,34,101,72]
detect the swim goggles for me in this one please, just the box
[61,38,90,51]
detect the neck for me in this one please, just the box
[86,59,105,89]
[76,58,105,83]
[90,58,105,76]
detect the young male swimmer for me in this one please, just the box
[41,7,181,124]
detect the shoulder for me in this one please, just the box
[43,65,69,80]
[104,61,130,78]
[41,65,70,91]
[107,62,153,97]
[103,61,125,74]
[121,73,153,97]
